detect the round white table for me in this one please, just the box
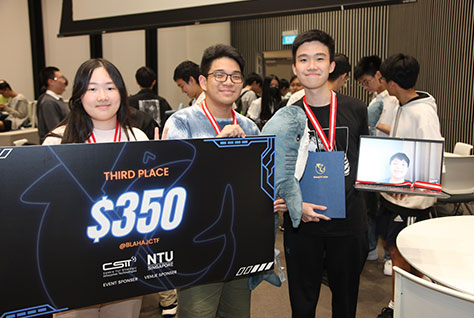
[397,215,474,295]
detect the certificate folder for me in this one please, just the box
[300,151,346,218]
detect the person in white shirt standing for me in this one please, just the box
[355,55,397,137]
[354,55,398,271]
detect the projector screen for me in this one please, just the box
[72,0,251,21]
[59,0,407,37]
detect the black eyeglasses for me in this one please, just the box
[207,71,243,84]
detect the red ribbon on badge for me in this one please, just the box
[303,90,337,152]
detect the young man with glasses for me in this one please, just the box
[37,66,69,143]
[354,56,398,274]
[354,56,397,137]
[164,44,259,318]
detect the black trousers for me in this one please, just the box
[283,214,368,318]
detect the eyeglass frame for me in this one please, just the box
[206,71,244,84]
[358,76,376,88]
[53,76,67,82]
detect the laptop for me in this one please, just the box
[354,136,449,198]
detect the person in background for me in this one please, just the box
[128,66,172,129]
[355,55,397,137]
[37,66,69,143]
[289,75,304,96]
[43,58,146,317]
[235,72,262,116]
[0,80,29,131]
[165,44,259,318]
[328,53,351,92]
[247,75,281,128]
[354,55,398,270]
[279,78,290,99]
[279,75,304,109]
[268,74,280,89]
[0,92,10,105]
[173,60,204,106]
[376,54,442,318]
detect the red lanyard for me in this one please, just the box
[303,90,337,152]
[88,121,121,143]
[201,99,238,135]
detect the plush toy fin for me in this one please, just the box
[262,106,306,228]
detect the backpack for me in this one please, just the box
[235,89,252,115]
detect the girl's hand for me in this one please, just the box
[154,127,169,140]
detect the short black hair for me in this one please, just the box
[245,72,263,86]
[292,29,335,64]
[328,53,351,82]
[173,60,200,83]
[40,66,60,90]
[390,152,410,166]
[354,55,381,80]
[200,44,245,77]
[0,80,11,90]
[135,66,156,88]
[380,54,419,89]
[279,78,289,89]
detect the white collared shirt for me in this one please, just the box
[46,90,63,101]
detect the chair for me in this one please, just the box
[394,266,474,318]
[453,142,473,155]
[13,138,29,146]
[26,100,37,127]
[439,155,474,215]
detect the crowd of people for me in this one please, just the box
[2,28,443,318]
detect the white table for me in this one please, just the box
[0,127,39,146]
[397,215,474,295]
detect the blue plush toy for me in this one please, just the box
[262,105,307,228]
[248,105,307,290]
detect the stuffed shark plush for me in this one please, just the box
[262,105,307,228]
[248,105,308,290]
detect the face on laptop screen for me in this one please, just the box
[357,137,444,185]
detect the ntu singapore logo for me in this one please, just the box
[315,163,326,175]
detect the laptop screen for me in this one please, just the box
[356,136,444,188]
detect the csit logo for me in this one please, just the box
[102,256,137,271]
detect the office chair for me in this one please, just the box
[453,142,473,155]
[439,155,474,215]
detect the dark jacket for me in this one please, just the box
[128,88,172,128]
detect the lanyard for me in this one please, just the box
[201,99,238,135]
[88,120,121,143]
[303,90,337,152]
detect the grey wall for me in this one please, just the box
[387,0,474,151]
[231,0,474,151]
[1,0,230,109]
